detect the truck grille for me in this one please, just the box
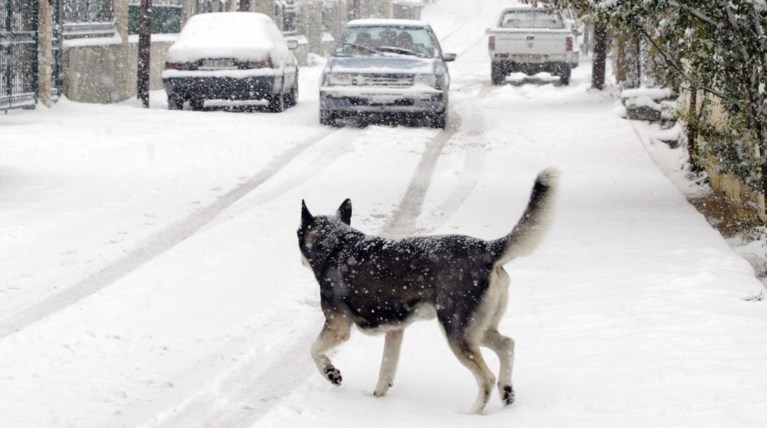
[353,74,414,87]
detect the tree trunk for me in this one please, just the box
[353,0,361,19]
[686,87,703,172]
[758,123,767,222]
[592,21,608,90]
[137,0,152,108]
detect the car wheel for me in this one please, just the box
[168,94,183,110]
[491,62,506,85]
[559,64,572,86]
[286,84,298,108]
[429,110,447,129]
[287,70,299,108]
[190,97,205,111]
[320,108,338,126]
[267,91,285,113]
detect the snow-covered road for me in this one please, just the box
[2,0,766,426]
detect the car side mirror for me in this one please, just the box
[287,39,299,50]
[443,52,457,62]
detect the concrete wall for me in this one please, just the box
[63,41,172,103]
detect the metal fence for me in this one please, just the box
[1,0,38,110]
[62,0,114,39]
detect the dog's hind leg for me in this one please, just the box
[482,329,515,406]
[447,336,496,414]
[311,317,352,386]
[373,329,404,397]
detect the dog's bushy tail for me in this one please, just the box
[494,168,560,266]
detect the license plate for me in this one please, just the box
[201,59,236,69]
[516,55,546,63]
[362,94,399,104]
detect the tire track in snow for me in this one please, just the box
[382,109,462,238]
[435,0,496,45]
[414,100,489,235]
[0,128,347,339]
[138,314,322,428]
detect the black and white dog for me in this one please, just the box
[297,168,559,413]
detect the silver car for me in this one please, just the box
[320,19,456,128]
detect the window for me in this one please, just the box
[337,25,439,58]
[501,10,565,30]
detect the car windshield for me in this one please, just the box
[500,10,565,29]
[335,25,438,58]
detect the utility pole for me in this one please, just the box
[137,0,152,107]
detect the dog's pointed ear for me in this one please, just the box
[301,200,313,225]
[336,198,352,225]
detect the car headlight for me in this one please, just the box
[414,74,437,88]
[324,73,353,86]
[414,74,449,89]
[414,74,447,90]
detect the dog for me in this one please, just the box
[297,168,559,413]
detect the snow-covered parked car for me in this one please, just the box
[162,12,299,112]
[319,19,456,128]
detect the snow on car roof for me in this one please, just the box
[166,12,286,62]
[346,18,430,27]
[501,5,544,11]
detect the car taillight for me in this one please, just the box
[244,56,274,69]
[165,62,184,70]
[489,36,495,51]
[566,37,573,52]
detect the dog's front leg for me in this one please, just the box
[311,318,351,386]
[373,329,404,397]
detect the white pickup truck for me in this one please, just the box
[486,5,575,85]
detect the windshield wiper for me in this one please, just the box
[340,42,382,55]
[377,46,421,57]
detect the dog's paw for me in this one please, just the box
[373,382,393,397]
[501,385,515,406]
[324,366,342,386]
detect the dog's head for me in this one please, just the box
[297,199,352,268]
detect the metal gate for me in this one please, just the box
[1,0,38,110]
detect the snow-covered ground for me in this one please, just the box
[1,0,766,426]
